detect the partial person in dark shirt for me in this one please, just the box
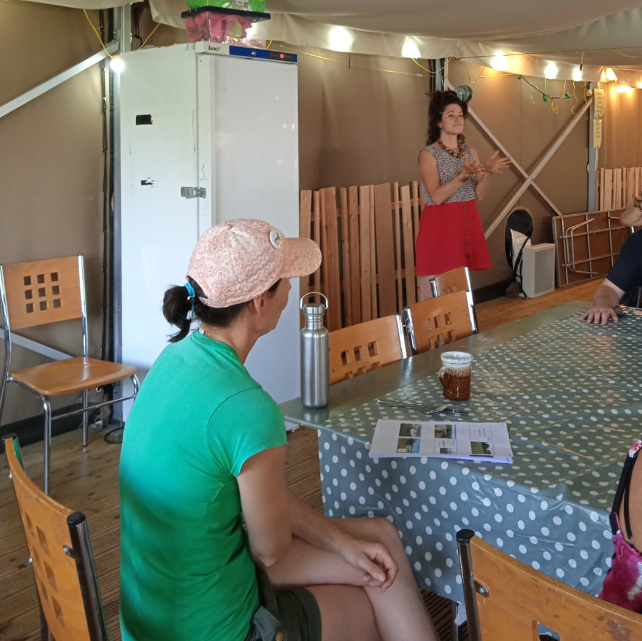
[582,230,642,324]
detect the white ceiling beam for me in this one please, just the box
[445,80,563,217]
[0,41,118,121]
[484,96,592,238]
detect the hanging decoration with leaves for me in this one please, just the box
[516,75,590,101]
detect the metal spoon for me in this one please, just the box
[375,399,468,416]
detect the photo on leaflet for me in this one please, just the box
[397,437,421,454]
[399,423,422,438]
[434,424,455,439]
[470,441,492,456]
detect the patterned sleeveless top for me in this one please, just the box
[420,144,477,205]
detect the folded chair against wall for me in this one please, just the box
[329,314,407,385]
[4,434,109,641]
[456,529,642,641]
[403,290,473,356]
[429,266,478,333]
[0,256,139,494]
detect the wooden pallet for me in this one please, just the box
[300,182,425,330]
[597,167,642,210]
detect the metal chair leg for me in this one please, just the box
[0,379,7,428]
[42,398,52,495]
[131,374,140,397]
[82,389,89,448]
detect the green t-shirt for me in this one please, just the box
[119,332,286,641]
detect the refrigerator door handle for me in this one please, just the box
[180,187,207,199]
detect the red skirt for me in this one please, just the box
[415,200,492,276]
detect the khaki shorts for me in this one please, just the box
[244,566,322,641]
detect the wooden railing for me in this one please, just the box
[597,167,642,210]
[300,182,426,331]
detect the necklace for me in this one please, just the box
[437,139,466,158]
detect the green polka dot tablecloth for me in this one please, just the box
[316,313,642,607]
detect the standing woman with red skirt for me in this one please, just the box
[416,90,511,300]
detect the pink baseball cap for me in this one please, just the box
[187,219,321,308]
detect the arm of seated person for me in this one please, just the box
[238,446,291,568]
[620,206,642,228]
[286,489,397,590]
[287,489,351,553]
[581,279,624,325]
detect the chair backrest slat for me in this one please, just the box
[5,437,106,641]
[329,314,405,385]
[430,266,471,297]
[1,256,83,331]
[404,291,473,355]
[458,530,642,641]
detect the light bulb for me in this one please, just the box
[110,56,125,73]
[402,38,420,59]
[605,68,618,82]
[544,62,558,80]
[490,52,507,72]
[572,67,582,82]
[329,26,354,52]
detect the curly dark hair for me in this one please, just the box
[426,90,468,146]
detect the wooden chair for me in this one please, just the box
[430,266,478,333]
[403,290,473,355]
[429,266,472,296]
[457,529,642,641]
[4,434,108,641]
[0,256,139,494]
[329,314,407,385]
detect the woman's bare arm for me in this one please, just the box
[238,446,291,567]
[419,150,474,205]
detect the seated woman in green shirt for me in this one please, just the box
[119,219,438,641]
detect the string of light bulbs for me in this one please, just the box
[268,43,435,78]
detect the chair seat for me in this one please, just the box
[11,357,137,396]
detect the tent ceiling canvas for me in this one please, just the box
[266,1,640,42]
[21,0,642,72]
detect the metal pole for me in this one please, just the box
[587,95,598,211]
[111,5,132,423]
[436,58,445,91]
[115,6,132,54]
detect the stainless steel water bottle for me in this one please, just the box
[300,292,329,409]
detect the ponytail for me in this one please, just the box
[163,283,194,343]
[162,277,282,343]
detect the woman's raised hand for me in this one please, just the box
[482,150,511,175]
[459,156,483,181]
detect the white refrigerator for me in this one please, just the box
[115,43,301,410]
